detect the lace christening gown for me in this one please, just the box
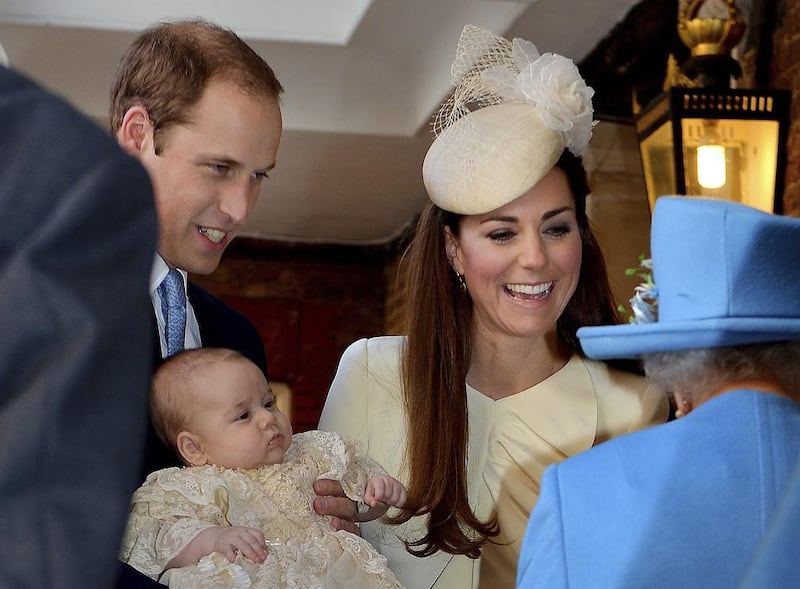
[121,430,404,589]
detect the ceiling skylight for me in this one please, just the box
[0,0,373,44]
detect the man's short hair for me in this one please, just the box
[109,19,283,151]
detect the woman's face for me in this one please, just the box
[445,166,582,342]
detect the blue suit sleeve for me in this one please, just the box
[517,465,569,588]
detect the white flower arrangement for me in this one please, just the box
[619,255,659,324]
[480,38,596,156]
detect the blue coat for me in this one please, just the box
[517,389,800,588]
[740,452,800,586]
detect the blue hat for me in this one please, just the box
[577,197,800,359]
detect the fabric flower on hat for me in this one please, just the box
[424,25,600,215]
[478,39,538,102]
[481,38,595,156]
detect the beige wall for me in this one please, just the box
[585,121,653,313]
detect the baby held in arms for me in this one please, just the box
[121,347,406,589]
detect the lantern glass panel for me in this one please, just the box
[680,117,780,212]
[639,120,676,212]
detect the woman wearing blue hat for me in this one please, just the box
[517,196,800,588]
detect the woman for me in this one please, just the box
[517,197,800,588]
[318,25,667,589]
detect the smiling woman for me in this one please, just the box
[444,168,583,356]
[318,25,668,589]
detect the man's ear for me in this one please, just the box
[443,226,463,274]
[176,431,208,466]
[116,106,152,157]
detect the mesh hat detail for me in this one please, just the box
[422,25,595,215]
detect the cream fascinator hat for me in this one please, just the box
[423,25,595,215]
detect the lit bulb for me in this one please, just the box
[697,144,726,189]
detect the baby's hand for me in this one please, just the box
[364,475,407,509]
[210,526,268,564]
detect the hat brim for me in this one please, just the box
[577,318,800,359]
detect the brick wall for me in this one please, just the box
[191,238,396,432]
[773,0,800,215]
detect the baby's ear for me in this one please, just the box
[176,431,207,466]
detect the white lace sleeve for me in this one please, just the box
[290,430,389,502]
[120,467,229,578]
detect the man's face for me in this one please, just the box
[134,80,282,274]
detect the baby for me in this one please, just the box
[121,347,406,589]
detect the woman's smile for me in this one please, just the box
[504,281,554,301]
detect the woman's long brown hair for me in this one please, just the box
[389,150,622,558]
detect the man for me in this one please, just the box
[110,19,282,476]
[0,64,157,588]
[110,19,280,588]
[111,20,356,588]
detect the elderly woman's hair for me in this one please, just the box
[642,341,800,404]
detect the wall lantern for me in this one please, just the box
[634,0,790,213]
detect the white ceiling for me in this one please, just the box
[0,0,643,245]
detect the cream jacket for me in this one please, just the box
[318,336,668,589]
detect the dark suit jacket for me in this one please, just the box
[116,280,268,589]
[139,282,267,478]
[0,66,157,589]
[188,282,267,374]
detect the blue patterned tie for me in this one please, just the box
[157,269,186,357]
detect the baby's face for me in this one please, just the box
[188,357,292,469]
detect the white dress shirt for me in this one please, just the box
[149,254,201,357]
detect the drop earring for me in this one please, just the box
[449,259,467,292]
[673,397,690,419]
[455,271,467,292]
